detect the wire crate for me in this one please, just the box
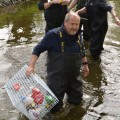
[4,64,59,120]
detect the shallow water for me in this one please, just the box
[0,1,120,120]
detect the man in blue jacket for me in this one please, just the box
[26,12,89,112]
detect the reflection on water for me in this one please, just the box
[0,1,120,120]
[0,3,45,46]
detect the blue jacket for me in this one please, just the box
[32,26,85,57]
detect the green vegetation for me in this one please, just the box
[0,2,38,27]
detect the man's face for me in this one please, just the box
[64,16,80,35]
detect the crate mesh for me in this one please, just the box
[4,64,59,120]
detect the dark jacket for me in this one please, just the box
[86,0,112,11]
[86,0,112,31]
[38,0,68,31]
[32,25,85,57]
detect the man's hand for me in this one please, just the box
[61,0,70,5]
[82,65,89,77]
[26,66,35,76]
[51,0,60,4]
[115,17,120,26]
[26,55,38,76]
[75,7,87,15]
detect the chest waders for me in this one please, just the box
[87,1,108,56]
[46,31,83,112]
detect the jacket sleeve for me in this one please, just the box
[101,3,112,12]
[38,0,47,10]
[86,0,113,12]
[96,1,113,12]
[32,31,56,57]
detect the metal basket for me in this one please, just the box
[4,64,59,120]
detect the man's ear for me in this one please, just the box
[64,21,66,27]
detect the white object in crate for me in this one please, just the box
[4,64,59,120]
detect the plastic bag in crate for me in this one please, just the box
[4,64,59,120]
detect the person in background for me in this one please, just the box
[38,0,70,33]
[26,12,89,113]
[68,0,91,42]
[76,0,120,58]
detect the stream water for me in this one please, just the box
[0,1,120,120]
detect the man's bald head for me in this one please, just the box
[64,12,80,22]
[64,12,80,35]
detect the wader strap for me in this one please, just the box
[59,31,65,53]
[59,30,85,56]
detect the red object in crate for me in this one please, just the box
[33,93,44,104]
[32,88,41,94]
[13,83,21,90]
[31,88,44,104]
